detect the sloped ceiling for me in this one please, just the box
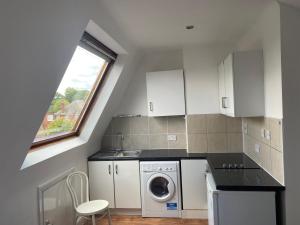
[1,0,137,168]
[0,1,139,223]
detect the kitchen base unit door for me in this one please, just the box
[181,160,207,210]
[88,161,115,208]
[114,161,141,208]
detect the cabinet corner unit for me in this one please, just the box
[218,50,265,117]
[146,69,186,117]
[88,160,141,209]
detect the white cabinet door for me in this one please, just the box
[114,161,141,208]
[88,161,115,208]
[224,54,235,117]
[181,160,208,210]
[218,62,226,115]
[146,70,185,117]
[218,50,264,117]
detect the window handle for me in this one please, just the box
[149,102,154,112]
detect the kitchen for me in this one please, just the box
[87,47,284,224]
[85,2,284,223]
[2,1,300,225]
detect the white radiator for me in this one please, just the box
[38,168,75,225]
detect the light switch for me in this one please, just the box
[255,144,260,153]
[167,134,177,141]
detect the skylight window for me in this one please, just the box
[32,32,117,147]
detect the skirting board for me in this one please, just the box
[181,210,208,219]
[110,209,142,216]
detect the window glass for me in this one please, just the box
[33,45,108,144]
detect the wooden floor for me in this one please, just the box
[97,215,208,225]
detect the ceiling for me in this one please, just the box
[99,0,273,50]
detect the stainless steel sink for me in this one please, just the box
[95,151,118,158]
[96,150,141,158]
[116,150,141,157]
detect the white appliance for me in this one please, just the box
[206,172,219,225]
[206,173,277,225]
[140,161,181,218]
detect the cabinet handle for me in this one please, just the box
[222,97,228,109]
[115,164,118,175]
[108,164,111,175]
[149,102,154,112]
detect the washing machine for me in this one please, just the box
[140,161,182,218]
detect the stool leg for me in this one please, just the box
[107,208,112,225]
[92,215,96,225]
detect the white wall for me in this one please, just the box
[0,1,138,225]
[116,45,232,116]
[280,3,300,225]
[236,2,282,119]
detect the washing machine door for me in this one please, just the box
[147,173,175,202]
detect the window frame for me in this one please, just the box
[31,32,117,149]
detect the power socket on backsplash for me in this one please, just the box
[265,130,271,140]
[255,143,261,153]
[167,134,177,141]
[261,128,266,138]
[260,128,271,140]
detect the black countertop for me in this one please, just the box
[88,149,285,192]
[88,149,207,161]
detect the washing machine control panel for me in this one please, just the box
[142,163,177,172]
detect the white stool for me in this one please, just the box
[66,171,112,225]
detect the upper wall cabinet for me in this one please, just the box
[146,70,185,117]
[218,50,265,117]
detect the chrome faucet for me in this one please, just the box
[115,132,124,151]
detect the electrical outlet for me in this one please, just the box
[167,134,177,141]
[261,128,265,138]
[265,130,271,140]
[255,144,260,153]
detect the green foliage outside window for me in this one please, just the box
[65,87,89,103]
[47,118,75,134]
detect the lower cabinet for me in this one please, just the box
[181,160,208,210]
[114,161,141,208]
[89,161,115,207]
[88,160,141,209]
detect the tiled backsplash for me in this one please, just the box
[101,114,243,153]
[187,114,242,153]
[101,114,284,184]
[242,117,284,184]
[102,116,186,150]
